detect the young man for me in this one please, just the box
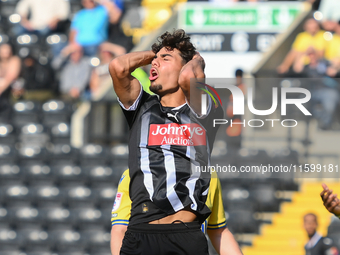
[109,29,231,254]
[110,170,243,255]
[303,213,339,255]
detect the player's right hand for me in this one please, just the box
[321,183,340,217]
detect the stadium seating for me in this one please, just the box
[7,202,41,225]
[78,225,111,250]
[226,209,259,234]
[0,144,17,164]
[16,224,50,250]
[91,183,117,208]
[0,163,22,183]
[1,181,30,203]
[41,100,74,127]
[0,204,9,223]
[50,162,84,183]
[0,122,16,145]
[22,162,52,181]
[38,202,71,226]
[249,184,281,212]
[0,250,23,255]
[48,122,71,144]
[79,144,110,166]
[222,185,254,211]
[47,143,78,164]
[47,225,84,252]
[83,165,120,184]
[11,101,41,127]
[0,223,20,251]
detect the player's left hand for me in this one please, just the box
[320,183,340,217]
[192,51,205,71]
[178,51,205,86]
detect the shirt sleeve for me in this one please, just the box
[291,32,306,52]
[186,94,212,119]
[117,83,143,111]
[55,0,70,20]
[111,170,131,226]
[207,175,227,230]
[70,12,80,30]
[16,0,30,17]
[118,84,151,128]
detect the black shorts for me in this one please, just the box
[120,221,209,255]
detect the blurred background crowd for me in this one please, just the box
[0,0,340,255]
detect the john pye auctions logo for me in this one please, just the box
[148,123,206,146]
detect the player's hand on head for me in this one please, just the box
[321,183,340,217]
[192,51,205,70]
[192,51,201,60]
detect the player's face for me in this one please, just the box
[303,215,317,237]
[149,47,185,95]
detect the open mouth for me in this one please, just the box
[149,68,159,81]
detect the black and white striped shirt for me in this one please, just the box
[120,88,223,225]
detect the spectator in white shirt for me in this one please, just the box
[13,0,70,36]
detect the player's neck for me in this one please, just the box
[160,90,186,108]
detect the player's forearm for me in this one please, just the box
[110,225,127,255]
[109,50,154,104]
[178,56,205,96]
[178,55,205,114]
[109,50,154,80]
[208,227,243,255]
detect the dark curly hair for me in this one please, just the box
[151,29,196,63]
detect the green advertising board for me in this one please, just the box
[178,2,307,32]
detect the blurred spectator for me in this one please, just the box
[52,44,92,100]
[112,0,124,12]
[90,42,125,96]
[107,0,135,53]
[69,0,120,57]
[18,55,56,101]
[277,18,327,74]
[13,0,70,36]
[303,213,338,255]
[0,43,21,116]
[324,21,340,63]
[108,0,123,24]
[318,0,340,31]
[293,47,339,130]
